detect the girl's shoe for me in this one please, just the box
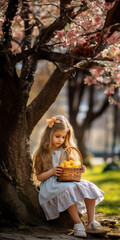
[74,223,87,238]
[87,221,107,234]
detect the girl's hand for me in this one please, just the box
[53,165,63,176]
[80,165,86,173]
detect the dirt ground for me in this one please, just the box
[0,213,120,240]
[83,213,120,239]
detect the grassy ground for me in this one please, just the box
[82,164,120,216]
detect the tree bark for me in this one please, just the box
[0,79,42,223]
[0,57,69,225]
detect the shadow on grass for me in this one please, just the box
[86,168,120,186]
[92,177,120,186]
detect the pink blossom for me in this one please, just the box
[67,30,76,38]
[64,4,71,8]
[107,31,120,44]
[113,73,120,79]
[56,30,64,39]
[84,76,96,85]
[108,54,113,59]
[94,16,101,24]
[117,54,120,61]
[90,66,104,77]
[104,2,115,11]
[104,89,112,95]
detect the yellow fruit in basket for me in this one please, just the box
[69,160,74,165]
[64,161,71,167]
[72,163,78,168]
[60,159,81,168]
[66,165,71,168]
[64,160,68,164]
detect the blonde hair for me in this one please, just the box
[32,115,77,185]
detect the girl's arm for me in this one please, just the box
[36,165,63,182]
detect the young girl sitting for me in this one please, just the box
[32,115,106,238]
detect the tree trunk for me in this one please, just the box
[0,122,45,224]
[0,73,43,225]
[0,112,43,225]
[0,60,69,226]
[68,72,89,158]
[68,74,109,161]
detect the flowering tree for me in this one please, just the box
[0,0,120,224]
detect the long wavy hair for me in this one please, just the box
[32,115,77,185]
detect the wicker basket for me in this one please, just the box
[57,146,83,182]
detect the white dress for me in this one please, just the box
[38,148,104,220]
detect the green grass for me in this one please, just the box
[82,164,120,216]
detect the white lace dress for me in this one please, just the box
[38,148,104,220]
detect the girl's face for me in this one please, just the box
[51,129,67,150]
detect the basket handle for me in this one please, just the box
[59,146,83,166]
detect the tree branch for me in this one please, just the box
[26,67,69,135]
[106,23,120,38]
[84,95,109,128]
[92,1,120,56]
[21,1,33,51]
[12,47,86,65]
[104,0,120,28]
[19,1,38,101]
[2,0,19,49]
[92,96,109,122]
[35,2,87,50]
[60,0,72,15]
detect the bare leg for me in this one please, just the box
[85,198,95,224]
[68,203,81,224]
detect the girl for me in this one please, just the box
[32,115,106,238]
